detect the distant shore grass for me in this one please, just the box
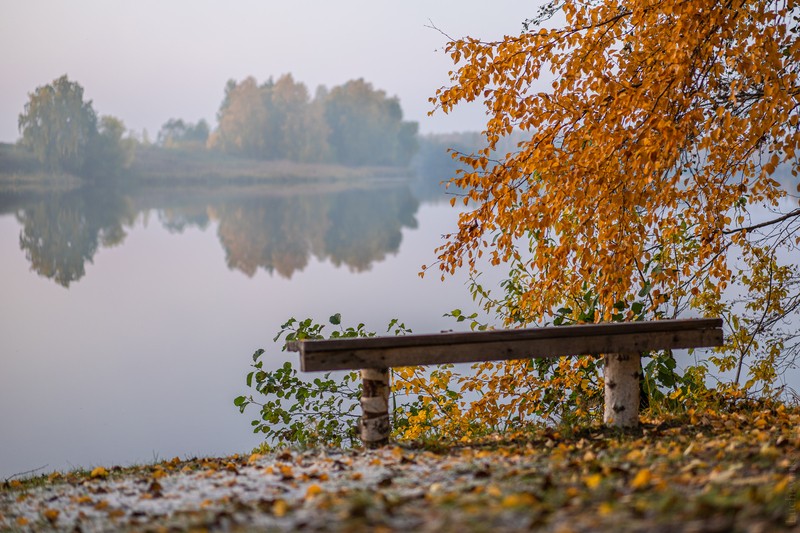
[0,142,411,193]
[128,145,410,184]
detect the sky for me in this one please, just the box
[0,1,537,144]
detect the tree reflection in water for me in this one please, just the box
[15,189,135,286]
[213,186,418,277]
[8,182,421,286]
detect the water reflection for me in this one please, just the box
[4,181,420,286]
[213,187,418,277]
[15,189,136,286]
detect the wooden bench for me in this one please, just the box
[287,318,723,446]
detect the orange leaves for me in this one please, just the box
[418,0,800,426]
[427,0,798,333]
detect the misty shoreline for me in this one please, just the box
[0,142,412,195]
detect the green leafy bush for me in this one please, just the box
[234,314,379,449]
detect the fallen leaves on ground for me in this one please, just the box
[1,404,798,531]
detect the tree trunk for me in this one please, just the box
[360,368,390,447]
[604,352,641,428]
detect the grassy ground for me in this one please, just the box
[0,144,81,194]
[127,145,410,184]
[2,402,797,532]
[0,142,411,193]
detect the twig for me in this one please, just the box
[424,19,457,43]
[5,464,48,481]
[722,207,800,235]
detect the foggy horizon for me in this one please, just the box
[0,1,538,144]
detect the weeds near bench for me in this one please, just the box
[234,315,366,449]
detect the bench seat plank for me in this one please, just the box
[288,318,723,372]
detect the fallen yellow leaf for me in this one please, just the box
[279,464,294,478]
[90,466,108,479]
[625,449,644,462]
[631,468,652,490]
[248,453,263,464]
[486,484,502,497]
[305,484,323,499]
[774,475,792,494]
[584,473,603,490]
[273,499,288,517]
[42,509,59,522]
[500,493,537,507]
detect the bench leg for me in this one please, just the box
[360,368,390,447]
[604,352,641,428]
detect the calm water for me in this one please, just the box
[1,179,798,479]
[0,181,501,478]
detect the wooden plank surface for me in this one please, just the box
[288,318,724,372]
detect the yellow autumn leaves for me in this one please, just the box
[421,0,800,422]
[3,406,797,531]
[430,0,798,318]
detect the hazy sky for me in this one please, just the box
[0,1,537,143]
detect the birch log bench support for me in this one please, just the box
[286,318,723,447]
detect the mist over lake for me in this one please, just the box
[0,179,503,478]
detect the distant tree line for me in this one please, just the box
[157,118,210,151]
[17,75,136,180]
[14,74,431,181]
[159,74,418,167]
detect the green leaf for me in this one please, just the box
[638,282,652,298]
[330,313,342,325]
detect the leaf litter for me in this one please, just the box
[1,405,798,531]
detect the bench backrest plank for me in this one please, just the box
[288,318,723,372]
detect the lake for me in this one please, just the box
[0,180,504,478]
[1,177,798,479]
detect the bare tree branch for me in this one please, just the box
[723,207,800,235]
